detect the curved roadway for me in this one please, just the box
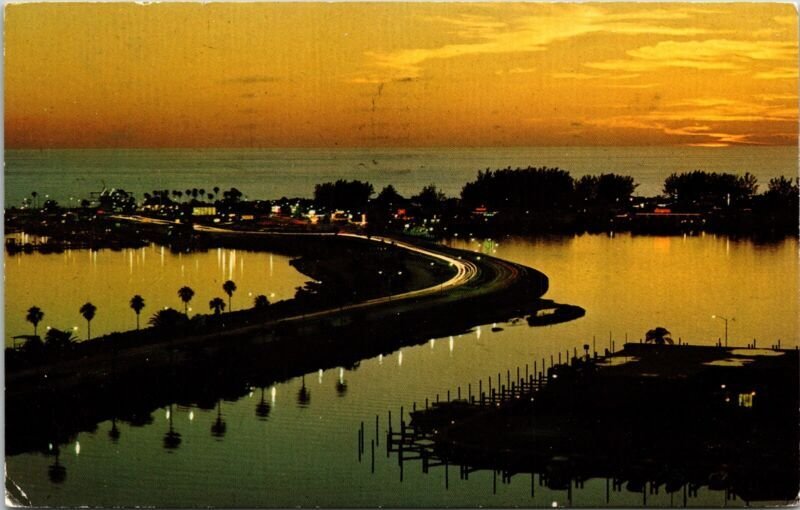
[115,215,484,322]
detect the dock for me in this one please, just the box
[377,342,799,505]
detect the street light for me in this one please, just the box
[712,315,734,347]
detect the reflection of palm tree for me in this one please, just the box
[48,451,67,484]
[645,327,673,345]
[335,367,348,397]
[211,401,227,439]
[130,295,145,330]
[79,302,97,340]
[26,306,44,337]
[178,287,195,317]
[297,376,311,407]
[223,280,237,312]
[109,418,121,443]
[163,405,182,450]
[209,297,226,315]
[255,387,271,420]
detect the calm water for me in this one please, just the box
[5,234,798,506]
[4,243,308,345]
[5,146,798,206]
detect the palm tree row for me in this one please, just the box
[23,279,273,343]
[26,303,97,341]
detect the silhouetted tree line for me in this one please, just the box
[314,180,374,211]
[663,170,759,210]
[461,167,576,211]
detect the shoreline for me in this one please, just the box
[6,227,559,455]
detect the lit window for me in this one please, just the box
[738,393,754,408]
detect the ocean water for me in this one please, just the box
[4,146,798,207]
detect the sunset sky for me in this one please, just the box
[5,2,798,148]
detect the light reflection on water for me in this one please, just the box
[5,243,307,345]
[5,234,798,506]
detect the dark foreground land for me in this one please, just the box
[389,343,800,505]
[6,228,565,456]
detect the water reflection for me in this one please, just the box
[255,388,271,420]
[297,376,311,408]
[163,404,182,451]
[5,243,307,346]
[336,367,348,396]
[5,234,797,507]
[108,418,121,443]
[211,401,227,439]
[47,450,66,485]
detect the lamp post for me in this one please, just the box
[712,315,734,347]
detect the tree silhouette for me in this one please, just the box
[209,297,226,315]
[645,327,673,345]
[223,280,237,311]
[148,308,187,334]
[177,286,195,316]
[79,302,97,340]
[254,294,270,309]
[31,191,38,209]
[45,328,75,350]
[26,306,44,337]
[314,180,374,211]
[129,295,146,330]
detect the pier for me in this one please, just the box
[373,342,799,505]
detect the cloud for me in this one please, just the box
[586,39,797,73]
[350,6,727,83]
[586,96,797,146]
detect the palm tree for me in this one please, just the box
[645,327,673,345]
[31,191,38,209]
[45,328,75,350]
[254,294,269,309]
[177,286,195,316]
[79,302,97,340]
[209,297,226,315]
[148,308,186,332]
[223,280,237,312]
[129,295,145,330]
[26,306,44,337]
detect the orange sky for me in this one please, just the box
[5,2,798,148]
